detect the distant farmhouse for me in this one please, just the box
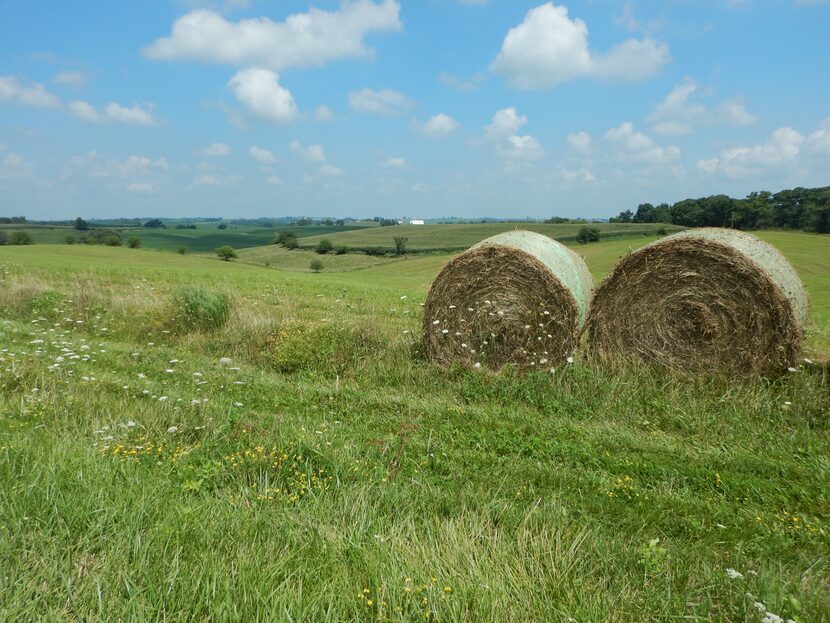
[409,219,425,225]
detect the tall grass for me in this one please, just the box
[174,287,231,332]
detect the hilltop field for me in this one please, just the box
[0,231,828,621]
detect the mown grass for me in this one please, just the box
[0,238,828,621]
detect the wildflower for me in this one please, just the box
[219,357,232,365]
[233,402,243,407]
[441,329,448,335]
[165,369,174,373]
[400,295,407,300]
[167,426,178,434]
[725,568,744,580]
[473,362,481,369]
[787,367,797,372]
[432,320,440,325]
[126,420,137,428]
[566,356,574,364]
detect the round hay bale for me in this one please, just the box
[421,230,593,370]
[586,228,808,374]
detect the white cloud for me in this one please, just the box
[314,105,334,122]
[191,174,221,187]
[316,164,345,178]
[69,100,160,126]
[560,167,596,182]
[437,71,485,91]
[567,131,592,154]
[202,142,230,156]
[267,175,284,185]
[127,182,157,193]
[806,117,830,155]
[348,88,411,115]
[490,3,669,90]
[0,75,62,108]
[698,126,804,177]
[483,107,544,161]
[614,2,663,34]
[604,122,680,164]
[650,77,757,135]
[383,157,406,168]
[290,140,326,163]
[144,1,402,70]
[417,113,460,138]
[228,68,298,123]
[53,71,88,90]
[249,145,276,164]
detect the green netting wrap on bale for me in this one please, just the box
[586,227,809,374]
[422,230,593,371]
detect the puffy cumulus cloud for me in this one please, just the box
[249,145,276,164]
[416,113,460,138]
[697,126,804,178]
[348,88,411,115]
[604,122,680,164]
[383,157,406,168]
[567,131,592,154]
[490,3,668,90]
[69,100,160,126]
[144,1,401,70]
[228,68,298,123]
[0,75,62,108]
[314,105,334,122]
[483,107,544,161]
[650,77,756,135]
[290,140,326,163]
[559,167,596,183]
[806,117,830,155]
[53,71,88,90]
[202,142,230,156]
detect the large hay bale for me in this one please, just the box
[422,230,593,370]
[586,228,808,374]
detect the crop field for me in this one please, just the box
[299,221,686,251]
[0,232,828,621]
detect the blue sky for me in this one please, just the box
[1,0,829,220]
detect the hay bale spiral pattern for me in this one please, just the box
[422,231,593,370]
[587,228,808,374]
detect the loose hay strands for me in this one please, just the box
[587,228,809,374]
[422,230,593,371]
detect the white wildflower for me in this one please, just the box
[167,426,178,434]
[233,402,243,407]
[219,357,232,365]
[433,320,440,325]
[566,356,574,364]
[725,568,744,580]
[473,362,481,369]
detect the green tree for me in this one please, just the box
[315,239,333,254]
[276,230,298,249]
[215,245,237,261]
[74,217,89,231]
[9,230,33,245]
[576,226,600,244]
[393,236,408,256]
[143,219,165,228]
[217,223,228,230]
[177,246,187,255]
[310,259,324,273]
[127,236,141,248]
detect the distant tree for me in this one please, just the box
[316,239,333,254]
[380,219,397,227]
[296,217,312,226]
[393,236,408,256]
[143,219,165,228]
[9,230,33,245]
[217,223,228,230]
[275,230,298,249]
[127,236,141,248]
[323,218,334,226]
[334,245,348,255]
[544,216,570,224]
[74,217,89,231]
[0,230,7,245]
[576,226,600,244]
[103,235,121,246]
[215,245,237,261]
[335,219,345,227]
[310,259,324,273]
[616,209,634,223]
[177,245,187,255]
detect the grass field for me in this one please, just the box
[0,233,828,621]
[299,221,686,251]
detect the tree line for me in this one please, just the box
[610,186,830,233]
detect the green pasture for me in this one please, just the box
[0,232,828,621]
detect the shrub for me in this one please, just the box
[217,223,228,230]
[174,288,231,332]
[393,236,408,256]
[657,226,667,236]
[275,230,298,249]
[576,226,600,244]
[64,234,76,245]
[103,235,121,247]
[177,246,187,255]
[127,236,141,248]
[315,239,333,254]
[363,246,387,256]
[216,245,237,261]
[310,259,324,273]
[334,245,348,255]
[9,230,33,245]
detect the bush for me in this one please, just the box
[657,226,667,236]
[127,237,141,248]
[363,247,388,256]
[315,239,333,254]
[275,231,298,249]
[174,288,231,332]
[334,245,348,255]
[310,259,324,273]
[177,246,187,255]
[216,245,237,261]
[393,236,408,256]
[217,223,228,230]
[64,234,76,245]
[9,230,33,245]
[576,226,600,244]
[103,235,121,247]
